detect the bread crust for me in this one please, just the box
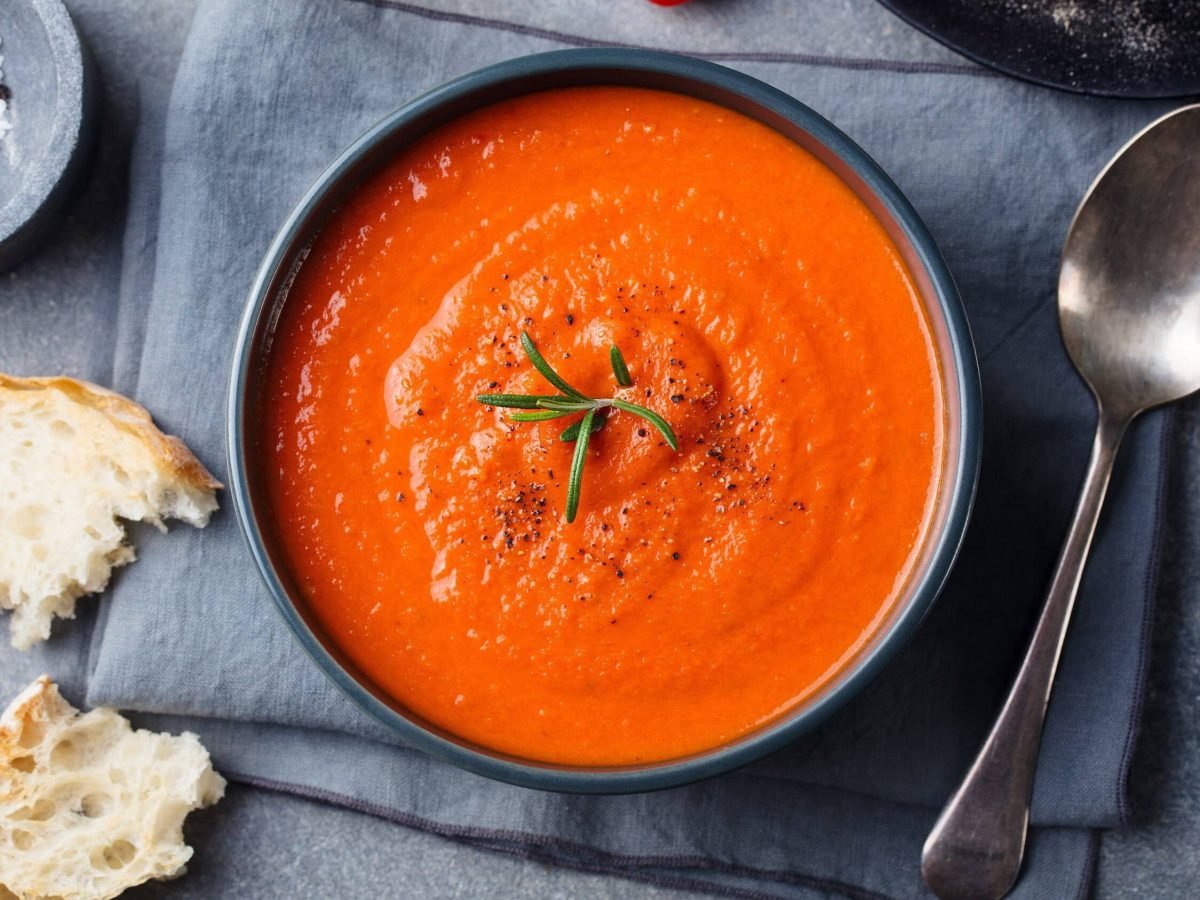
[0,374,222,493]
[0,675,61,766]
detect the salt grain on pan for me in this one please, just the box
[1049,1,1084,32]
[992,0,1167,61]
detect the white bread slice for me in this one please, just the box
[0,375,221,650]
[0,676,226,899]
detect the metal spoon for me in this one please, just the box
[922,103,1200,900]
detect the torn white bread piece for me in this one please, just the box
[0,676,226,899]
[0,375,220,649]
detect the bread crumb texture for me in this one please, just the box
[0,375,220,650]
[0,677,226,899]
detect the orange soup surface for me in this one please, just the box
[263,87,943,765]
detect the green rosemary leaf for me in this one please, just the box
[559,411,607,442]
[477,393,567,409]
[509,409,575,423]
[536,397,597,413]
[520,331,587,400]
[565,409,596,523]
[611,398,680,451]
[609,344,633,387]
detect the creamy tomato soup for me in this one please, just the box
[262,86,943,765]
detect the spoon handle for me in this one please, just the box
[922,406,1130,900]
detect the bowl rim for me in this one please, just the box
[228,47,982,795]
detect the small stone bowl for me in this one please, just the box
[0,0,99,273]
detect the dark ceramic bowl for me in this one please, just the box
[229,49,981,794]
[0,0,98,272]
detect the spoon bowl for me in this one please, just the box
[1059,104,1200,416]
[924,103,1200,899]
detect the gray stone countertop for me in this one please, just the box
[1,0,1196,896]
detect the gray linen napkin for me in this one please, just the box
[14,1,1174,897]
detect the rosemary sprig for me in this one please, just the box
[476,331,680,522]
